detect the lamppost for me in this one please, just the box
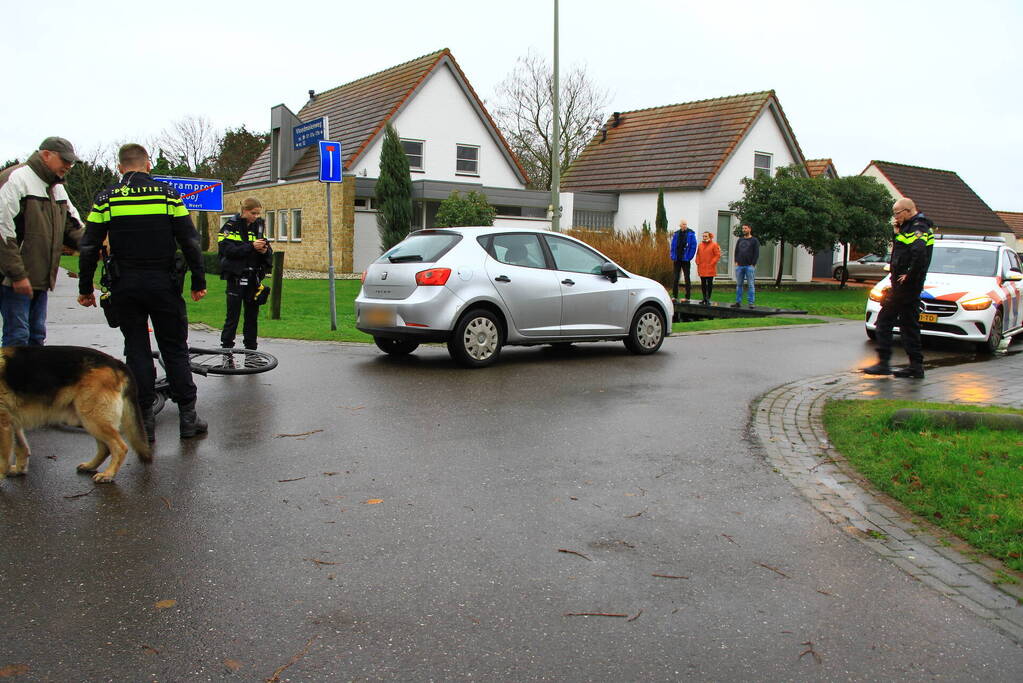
[550,0,561,232]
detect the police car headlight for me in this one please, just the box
[960,296,993,311]
[868,284,889,302]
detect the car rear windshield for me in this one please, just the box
[377,231,461,264]
[929,246,998,277]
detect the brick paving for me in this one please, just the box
[753,350,1023,644]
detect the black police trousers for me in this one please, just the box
[111,271,197,409]
[672,259,692,300]
[221,278,259,350]
[874,289,924,366]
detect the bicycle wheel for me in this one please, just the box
[187,347,279,375]
[152,388,168,416]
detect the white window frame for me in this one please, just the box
[401,139,425,172]
[277,209,289,241]
[754,152,773,178]
[456,144,479,176]
[290,208,302,242]
[264,210,275,240]
[219,214,232,229]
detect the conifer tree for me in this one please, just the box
[655,188,668,234]
[376,124,414,251]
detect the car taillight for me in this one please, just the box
[868,284,889,302]
[960,296,993,311]
[360,270,367,283]
[415,267,451,286]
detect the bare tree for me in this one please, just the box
[491,52,609,191]
[156,115,221,173]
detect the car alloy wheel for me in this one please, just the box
[833,266,847,281]
[625,306,665,354]
[978,311,1003,354]
[449,309,503,368]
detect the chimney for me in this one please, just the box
[612,112,622,127]
[308,89,316,100]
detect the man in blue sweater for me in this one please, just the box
[731,224,760,308]
[669,219,698,301]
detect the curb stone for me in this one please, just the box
[752,361,1023,645]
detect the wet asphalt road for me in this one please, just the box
[2,285,1023,681]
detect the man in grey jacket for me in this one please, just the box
[0,137,84,345]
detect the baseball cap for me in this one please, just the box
[38,136,80,163]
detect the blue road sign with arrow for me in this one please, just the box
[319,141,343,183]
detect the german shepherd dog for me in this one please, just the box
[0,346,152,483]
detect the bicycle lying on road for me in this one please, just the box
[152,347,278,415]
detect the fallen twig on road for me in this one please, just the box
[266,635,318,682]
[63,487,97,499]
[564,612,628,618]
[278,476,307,483]
[756,562,789,578]
[304,558,341,567]
[274,429,323,438]
[652,573,689,579]
[626,609,643,622]
[558,548,592,561]
[799,641,822,664]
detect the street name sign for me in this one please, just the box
[294,117,327,150]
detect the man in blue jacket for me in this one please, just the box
[669,219,698,301]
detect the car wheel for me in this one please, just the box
[866,328,876,341]
[448,309,503,368]
[977,311,1003,354]
[833,266,847,281]
[374,337,419,356]
[624,306,665,355]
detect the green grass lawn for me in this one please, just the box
[823,399,1023,572]
[694,285,869,319]
[62,255,865,342]
[671,317,826,333]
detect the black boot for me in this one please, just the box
[862,361,891,375]
[179,401,208,438]
[893,365,925,378]
[140,405,156,444]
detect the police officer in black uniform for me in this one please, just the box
[863,197,934,378]
[77,143,208,440]
[218,197,272,350]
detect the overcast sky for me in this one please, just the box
[5,0,1020,210]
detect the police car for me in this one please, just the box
[865,235,1023,353]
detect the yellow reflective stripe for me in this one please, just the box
[87,209,110,223]
[895,233,916,244]
[171,204,189,218]
[109,194,170,204]
[109,204,176,217]
[218,232,243,242]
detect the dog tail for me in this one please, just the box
[120,370,153,462]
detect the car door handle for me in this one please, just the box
[494,275,511,283]
[561,279,575,286]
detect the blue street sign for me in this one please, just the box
[153,175,224,212]
[319,140,343,183]
[294,117,326,150]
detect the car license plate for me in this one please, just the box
[919,313,938,323]
[363,306,395,327]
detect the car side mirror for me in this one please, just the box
[601,261,619,283]
[1006,269,1023,282]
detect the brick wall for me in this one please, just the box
[220,176,355,273]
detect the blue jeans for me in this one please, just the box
[0,285,48,346]
[735,265,755,305]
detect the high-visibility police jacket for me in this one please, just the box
[217,214,272,280]
[78,172,206,295]
[889,212,934,299]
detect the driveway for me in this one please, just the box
[1,274,1021,680]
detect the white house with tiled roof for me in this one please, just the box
[229,49,614,272]
[562,91,814,282]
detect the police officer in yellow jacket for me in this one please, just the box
[77,144,208,441]
[218,197,271,350]
[863,197,934,378]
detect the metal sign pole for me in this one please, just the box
[326,182,337,331]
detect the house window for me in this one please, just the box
[277,209,289,241]
[219,215,232,229]
[754,152,773,178]
[456,144,479,175]
[401,139,424,171]
[290,209,302,241]
[354,197,374,210]
[265,211,275,240]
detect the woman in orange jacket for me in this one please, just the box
[694,231,721,305]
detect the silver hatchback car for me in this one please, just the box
[355,227,673,367]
